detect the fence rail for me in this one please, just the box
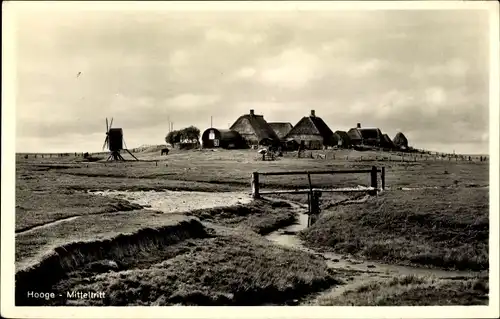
[251,166,385,227]
[251,166,385,199]
[258,187,377,195]
[259,169,381,176]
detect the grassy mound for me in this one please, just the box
[16,218,209,306]
[50,235,337,306]
[300,188,488,270]
[186,199,296,235]
[318,274,488,306]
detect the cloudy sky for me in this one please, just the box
[13,5,491,154]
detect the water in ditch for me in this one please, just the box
[263,199,487,305]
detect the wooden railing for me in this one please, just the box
[250,166,386,227]
[251,166,385,199]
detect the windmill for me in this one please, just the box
[102,118,139,161]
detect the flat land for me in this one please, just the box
[14,148,489,306]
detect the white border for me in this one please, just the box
[2,1,499,318]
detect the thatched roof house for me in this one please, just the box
[334,130,351,148]
[393,132,409,149]
[347,123,384,146]
[381,134,395,149]
[230,110,280,146]
[285,110,336,150]
[201,128,245,149]
[269,122,293,140]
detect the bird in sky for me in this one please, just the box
[76,71,82,78]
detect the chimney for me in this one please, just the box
[357,123,361,128]
[311,110,316,117]
[250,109,255,116]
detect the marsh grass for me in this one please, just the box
[300,188,489,270]
[48,235,337,306]
[318,274,488,306]
[186,199,296,235]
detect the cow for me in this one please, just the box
[161,148,169,156]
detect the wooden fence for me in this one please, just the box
[303,152,489,163]
[250,166,386,226]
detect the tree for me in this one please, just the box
[180,126,200,143]
[166,126,200,146]
[165,130,181,146]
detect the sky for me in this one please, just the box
[13,5,491,154]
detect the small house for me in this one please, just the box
[201,128,245,149]
[284,110,336,150]
[230,110,280,147]
[334,130,351,148]
[393,132,409,150]
[347,123,384,147]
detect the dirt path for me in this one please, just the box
[92,190,252,212]
[16,216,80,235]
[17,190,252,236]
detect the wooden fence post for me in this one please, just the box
[251,172,260,199]
[309,190,321,226]
[307,172,313,219]
[381,167,385,190]
[307,192,311,225]
[370,166,378,195]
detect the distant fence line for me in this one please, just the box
[19,152,110,159]
[18,149,489,163]
[302,152,489,163]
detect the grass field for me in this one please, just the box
[14,148,490,306]
[317,274,489,306]
[50,234,337,306]
[300,187,489,271]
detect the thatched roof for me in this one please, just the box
[269,122,293,139]
[381,134,395,148]
[217,129,243,142]
[347,127,383,142]
[286,113,335,145]
[230,113,280,143]
[347,128,363,140]
[331,133,341,145]
[359,128,383,140]
[393,132,409,148]
[334,130,351,145]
